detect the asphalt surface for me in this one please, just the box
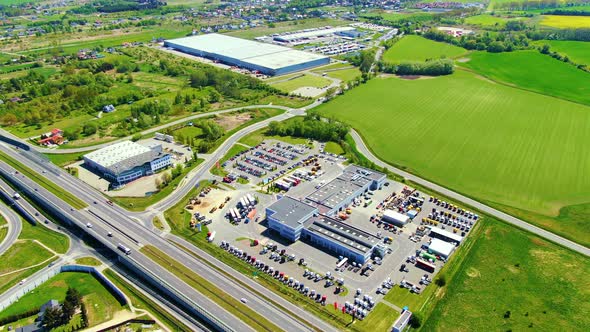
[0,185,21,255]
[350,129,590,257]
[0,143,333,332]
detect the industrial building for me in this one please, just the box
[428,238,455,258]
[392,309,412,332]
[272,26,356,43]
[304,165,386,215]
[428,226,463,244]
[381,209,410,226]
[83,141,171,185]
[265,165,385,263]
[164,33,330,76]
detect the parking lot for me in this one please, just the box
[196,139,480,316]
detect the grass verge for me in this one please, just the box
[0,241,53,275]
[19,221,69,254]
[74,256,102,266]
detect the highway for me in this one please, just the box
[349,129,590,256]
[0,197,21,256]
[0,143,335,332]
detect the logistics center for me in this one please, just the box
[83,141,171,185]
[163,33,330,76]
[265,165,386,264]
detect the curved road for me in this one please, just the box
[0,199,21,256]
[5,104,293,154]
[350,129,590,256]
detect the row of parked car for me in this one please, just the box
[220,241,329,305]
[254,151,288,166]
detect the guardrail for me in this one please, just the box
[0,164,234,332]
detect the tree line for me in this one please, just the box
[379,59,455,76]
[266,112,349,143]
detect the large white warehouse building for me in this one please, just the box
[164,33,330,76]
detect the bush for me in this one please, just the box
[435,274,447,287]
[0,307,41,325]
[409,312,423,328]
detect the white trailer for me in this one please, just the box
[247,194,256,205]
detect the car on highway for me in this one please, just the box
[107,232,113,237]
[86,223,93,228]
[240,298,248,303]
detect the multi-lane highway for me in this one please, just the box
[0,143,336,332]
[0,84,588,332]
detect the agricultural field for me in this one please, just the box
[382,35,467,63]
[269,74,332,93]
[461,50,590,106]
[422,219,590,331]
[534,40,590,65]
[324,68,362,82]
[540,15,590,28]
[361,11,435,24]
[463,14,530,27]
[0,272,126,327]
[318,70,590,246]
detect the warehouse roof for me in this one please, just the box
[428,238,455,257]
[428,226,463,243]
[84,141,165,176]
[266,196,318,228]
[274,26,355,42]
[165,33,328,70]
[306,216,379,255]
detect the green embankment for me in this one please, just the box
[318,70,590,246]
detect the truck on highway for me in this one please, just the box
[117,243,131,255]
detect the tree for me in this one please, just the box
[540,44,550,54]
[409,312,422,328]
[83,122,98,136]
[65,287,82,308]
[42,306,62,329]
[0,113,18,126]
[80,302,89,328]
[189,71,208,88]
[199,120,224,141]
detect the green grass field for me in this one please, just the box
[19,221,69,254]
[318,70,590,246]
[0,241,53,275]
[540,15,590,28]
[535,40,590,66]
[74,256,102,266]
[323,142,344,155]
[422,219,590,331]
[45,152,86,167]
[462,50,590,105]
[325,68,362,82]
[464,14,528,27]
[270,74,332,93]
[382,35,467,63]
[0,272,125,326]
[0,227,7,244]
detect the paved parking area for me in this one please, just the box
[202,139,480,315]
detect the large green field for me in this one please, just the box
[461,50,590,106]
[318,70,590,246]
[382,35,467,63]
[422,219,590,331]
[535,40,590,66]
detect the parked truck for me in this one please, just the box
[207,231,216,242]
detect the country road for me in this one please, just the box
[349,129,590,256]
